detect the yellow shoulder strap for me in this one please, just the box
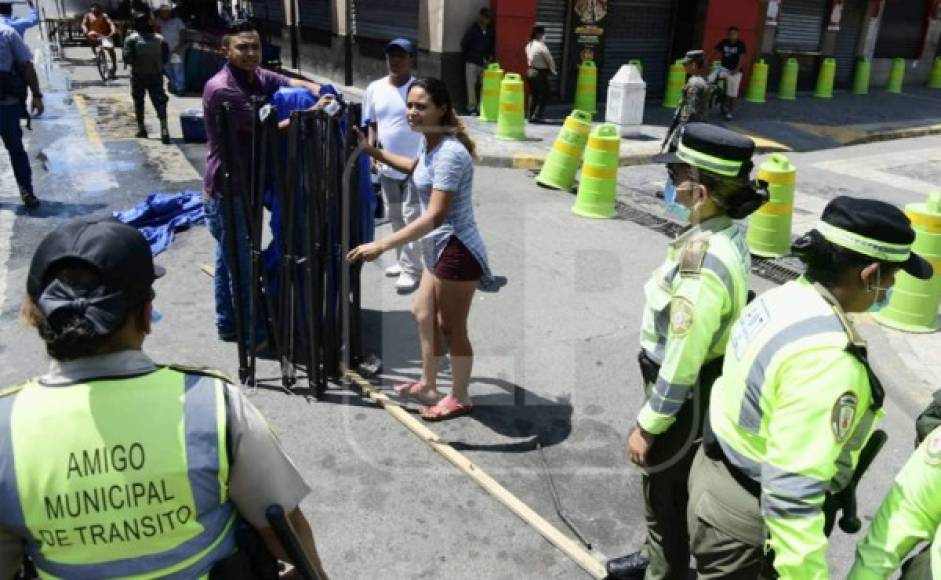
[164,364,234,384]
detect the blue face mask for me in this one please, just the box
[664,177,691,221]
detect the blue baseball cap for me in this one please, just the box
[386,38,416,55]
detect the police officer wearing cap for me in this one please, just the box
[607,123,768,580]
[689,197,933,579]
[0,218,330,578]
[849,425,941,579]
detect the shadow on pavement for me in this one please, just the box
[0,199,108,218]
[452,377,573,452]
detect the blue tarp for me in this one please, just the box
[113,191,205,256]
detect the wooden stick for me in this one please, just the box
[346,371,607,579]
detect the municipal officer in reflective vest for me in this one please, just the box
[607,123,768,580]
[0,218,329,579]
[690,197,933,579]
[849,426,941,578]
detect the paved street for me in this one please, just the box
[2,32,941,579]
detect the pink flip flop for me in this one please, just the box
[421,395,473,422]
[393,382,443,406]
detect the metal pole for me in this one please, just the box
[289,0,299,70]
[302,111,324,394]
[344,0,353,86]
[218,103,250,385]
[279,112,301,389]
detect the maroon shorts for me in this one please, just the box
[433,237,483,281]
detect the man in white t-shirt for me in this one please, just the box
[364,37,423,293]
[156,4,186,94]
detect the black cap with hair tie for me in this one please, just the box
[27,218,164,332]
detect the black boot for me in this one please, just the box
[135,108,147,139]
[159,118,170,145]
[605,551,649,580]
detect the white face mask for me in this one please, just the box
[866,268,892,311]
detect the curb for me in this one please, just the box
[846,123,941,147]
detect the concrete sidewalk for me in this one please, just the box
[63,50,941,171]
[297,64,941,167]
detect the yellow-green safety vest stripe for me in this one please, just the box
[0,368,237,579]
[709,277,883,579]
[637,216,751,434]
[849,427,941,579]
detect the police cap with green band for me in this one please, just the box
[653,123,756,178]
[815,196,933,280]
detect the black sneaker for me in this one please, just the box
[161,129,171,145]
[20,191,40,209]
[136,128,148,139]
[606,551,649,580]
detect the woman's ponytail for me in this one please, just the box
[446,108,478,160]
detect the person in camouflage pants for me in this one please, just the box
[664,50,710,152]
[124,10,170,144]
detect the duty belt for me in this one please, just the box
[702,413,761,498]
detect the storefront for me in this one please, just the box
[774,0,828,52]
[529,0,680,101]
[874,0,931,58]
[353,0,419,42]
[833,0,868,85]
[299,0,332,45]
[603,0,677,97]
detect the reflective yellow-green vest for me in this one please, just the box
[0,367,237,579]
[850,427,941,579]
[637,214,751,434]
[709,276,883,579]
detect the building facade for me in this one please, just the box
[246,0,941,102]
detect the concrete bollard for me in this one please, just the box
[746,154,796,258]
[873,192,941,333]
[929,57,941,89]
[479,63,504,123]
[778,58,798,100]
[745,59,769,104]
[663,60,685,108]
[813,58,836,99]
[574,61,598,116]
[887,58,905,94]
[536,110,593,191]
[495,73,525,141]
[572,124,620,219]
[852,59,871,95]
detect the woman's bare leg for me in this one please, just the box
[412,269,444,394]
[434,278,478,404]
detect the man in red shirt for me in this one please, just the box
[202,20,326,345]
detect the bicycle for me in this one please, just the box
[88,32,117,82]
[707,66,730,119]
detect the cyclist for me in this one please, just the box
[81,2,117,80]
[710,26,746,120]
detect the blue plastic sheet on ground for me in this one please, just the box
[113,191,205,256]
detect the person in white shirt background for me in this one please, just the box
[156,3,186,95]
[363,38,424,293]
[525,25,556,123]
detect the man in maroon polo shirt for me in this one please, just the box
[202,20,326,345]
